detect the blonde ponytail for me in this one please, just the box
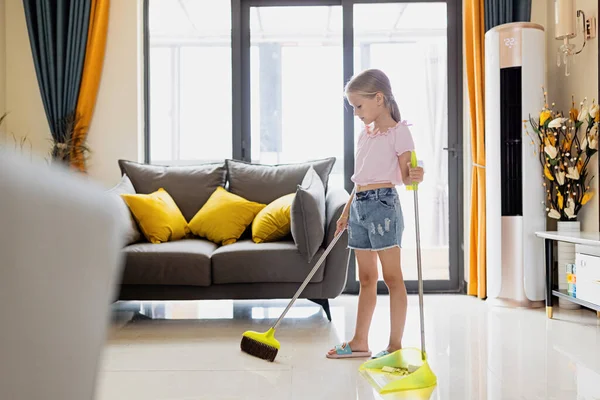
[388,97,401,122]
[344,69,402,122]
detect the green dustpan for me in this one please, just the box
[359,151,437,395]
[359,348,436,394]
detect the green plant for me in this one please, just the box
[48,112,91,167]
[0,112,33,159]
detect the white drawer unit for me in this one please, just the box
[575,252,600,306]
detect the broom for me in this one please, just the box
[240,230,345,362]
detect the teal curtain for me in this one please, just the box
[485,0,531,32]
[22,0,91,160]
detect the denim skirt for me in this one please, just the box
[347,187,404,251]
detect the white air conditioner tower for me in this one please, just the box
[485,22,546,308]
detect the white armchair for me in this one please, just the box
[0,151,125,400]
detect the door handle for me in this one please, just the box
[443,147,461,158]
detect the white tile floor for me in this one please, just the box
[98,295,600,400]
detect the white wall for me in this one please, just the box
[5,0,143,188]
[5,0,49,158]
[545,0,599,232]
[85,0,144,188]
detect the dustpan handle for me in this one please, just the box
[409,151,426,360]
[272,230,344,330]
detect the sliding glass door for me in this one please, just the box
[350,2,459,292]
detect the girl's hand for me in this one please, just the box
[335,215,348,236]
[407,163,424,183]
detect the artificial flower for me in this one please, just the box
[527,92,597,222]
[544,165,554,181]
[581,136,588,151]
[582,190,594,205]
[570,107,579,121]
[540,109,552,125]
[589,124,598,150]
[564,198,576,219]
[545,145,558,159]
[557,191,564,209]
[556,170,565,185]
[548,209,561,219]
[548,117,566,128]
[562,134,573,151]
[566,166,580,180]
[578,106,589,122]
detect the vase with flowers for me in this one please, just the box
[525,90,598,307]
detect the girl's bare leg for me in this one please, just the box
[328,249,378,354]
[378,246,407,352]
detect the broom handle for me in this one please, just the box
[273,230,344,330]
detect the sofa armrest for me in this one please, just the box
[315,187,351,298]
[325,186,350,245]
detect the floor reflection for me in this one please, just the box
[102,295,600,400]
[112,298,341,321]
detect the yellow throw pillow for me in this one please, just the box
[120,188,190,244]
[252,193,295,243]
[189,187,266,245]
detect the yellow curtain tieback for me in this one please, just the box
[473,163,485,168]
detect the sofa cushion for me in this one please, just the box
[251,193,295,243]
[291,167,326,262]
[121,239,217,286]
[211,239,325,284]
[106,174,142,245]
[189,187,266,245]
[118,160,227,221]
[121,188,191,244]
[225,157,335,205]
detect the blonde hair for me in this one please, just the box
[344,69,401,122]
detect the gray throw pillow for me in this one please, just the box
[226,157,335,205]
[118,159,227,222]
[107,174,142,246]
[291,166,326,262]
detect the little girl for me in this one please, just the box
[327,69,424,359]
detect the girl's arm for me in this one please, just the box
[340,186,356,218]
[398,151,423,186]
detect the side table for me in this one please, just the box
[535,231,600,319]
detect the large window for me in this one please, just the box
[249,6,344,188]
[147,0,232,165]
[145,0,463,294]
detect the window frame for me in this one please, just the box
[143,0,465,295]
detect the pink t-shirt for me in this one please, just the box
[350,121,415,186]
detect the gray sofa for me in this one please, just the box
[108,158,351,320]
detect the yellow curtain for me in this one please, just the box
[71,0,110,172]
[465,0,487,298]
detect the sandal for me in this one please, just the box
[326,342,372,359]
[371,350,390,359]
